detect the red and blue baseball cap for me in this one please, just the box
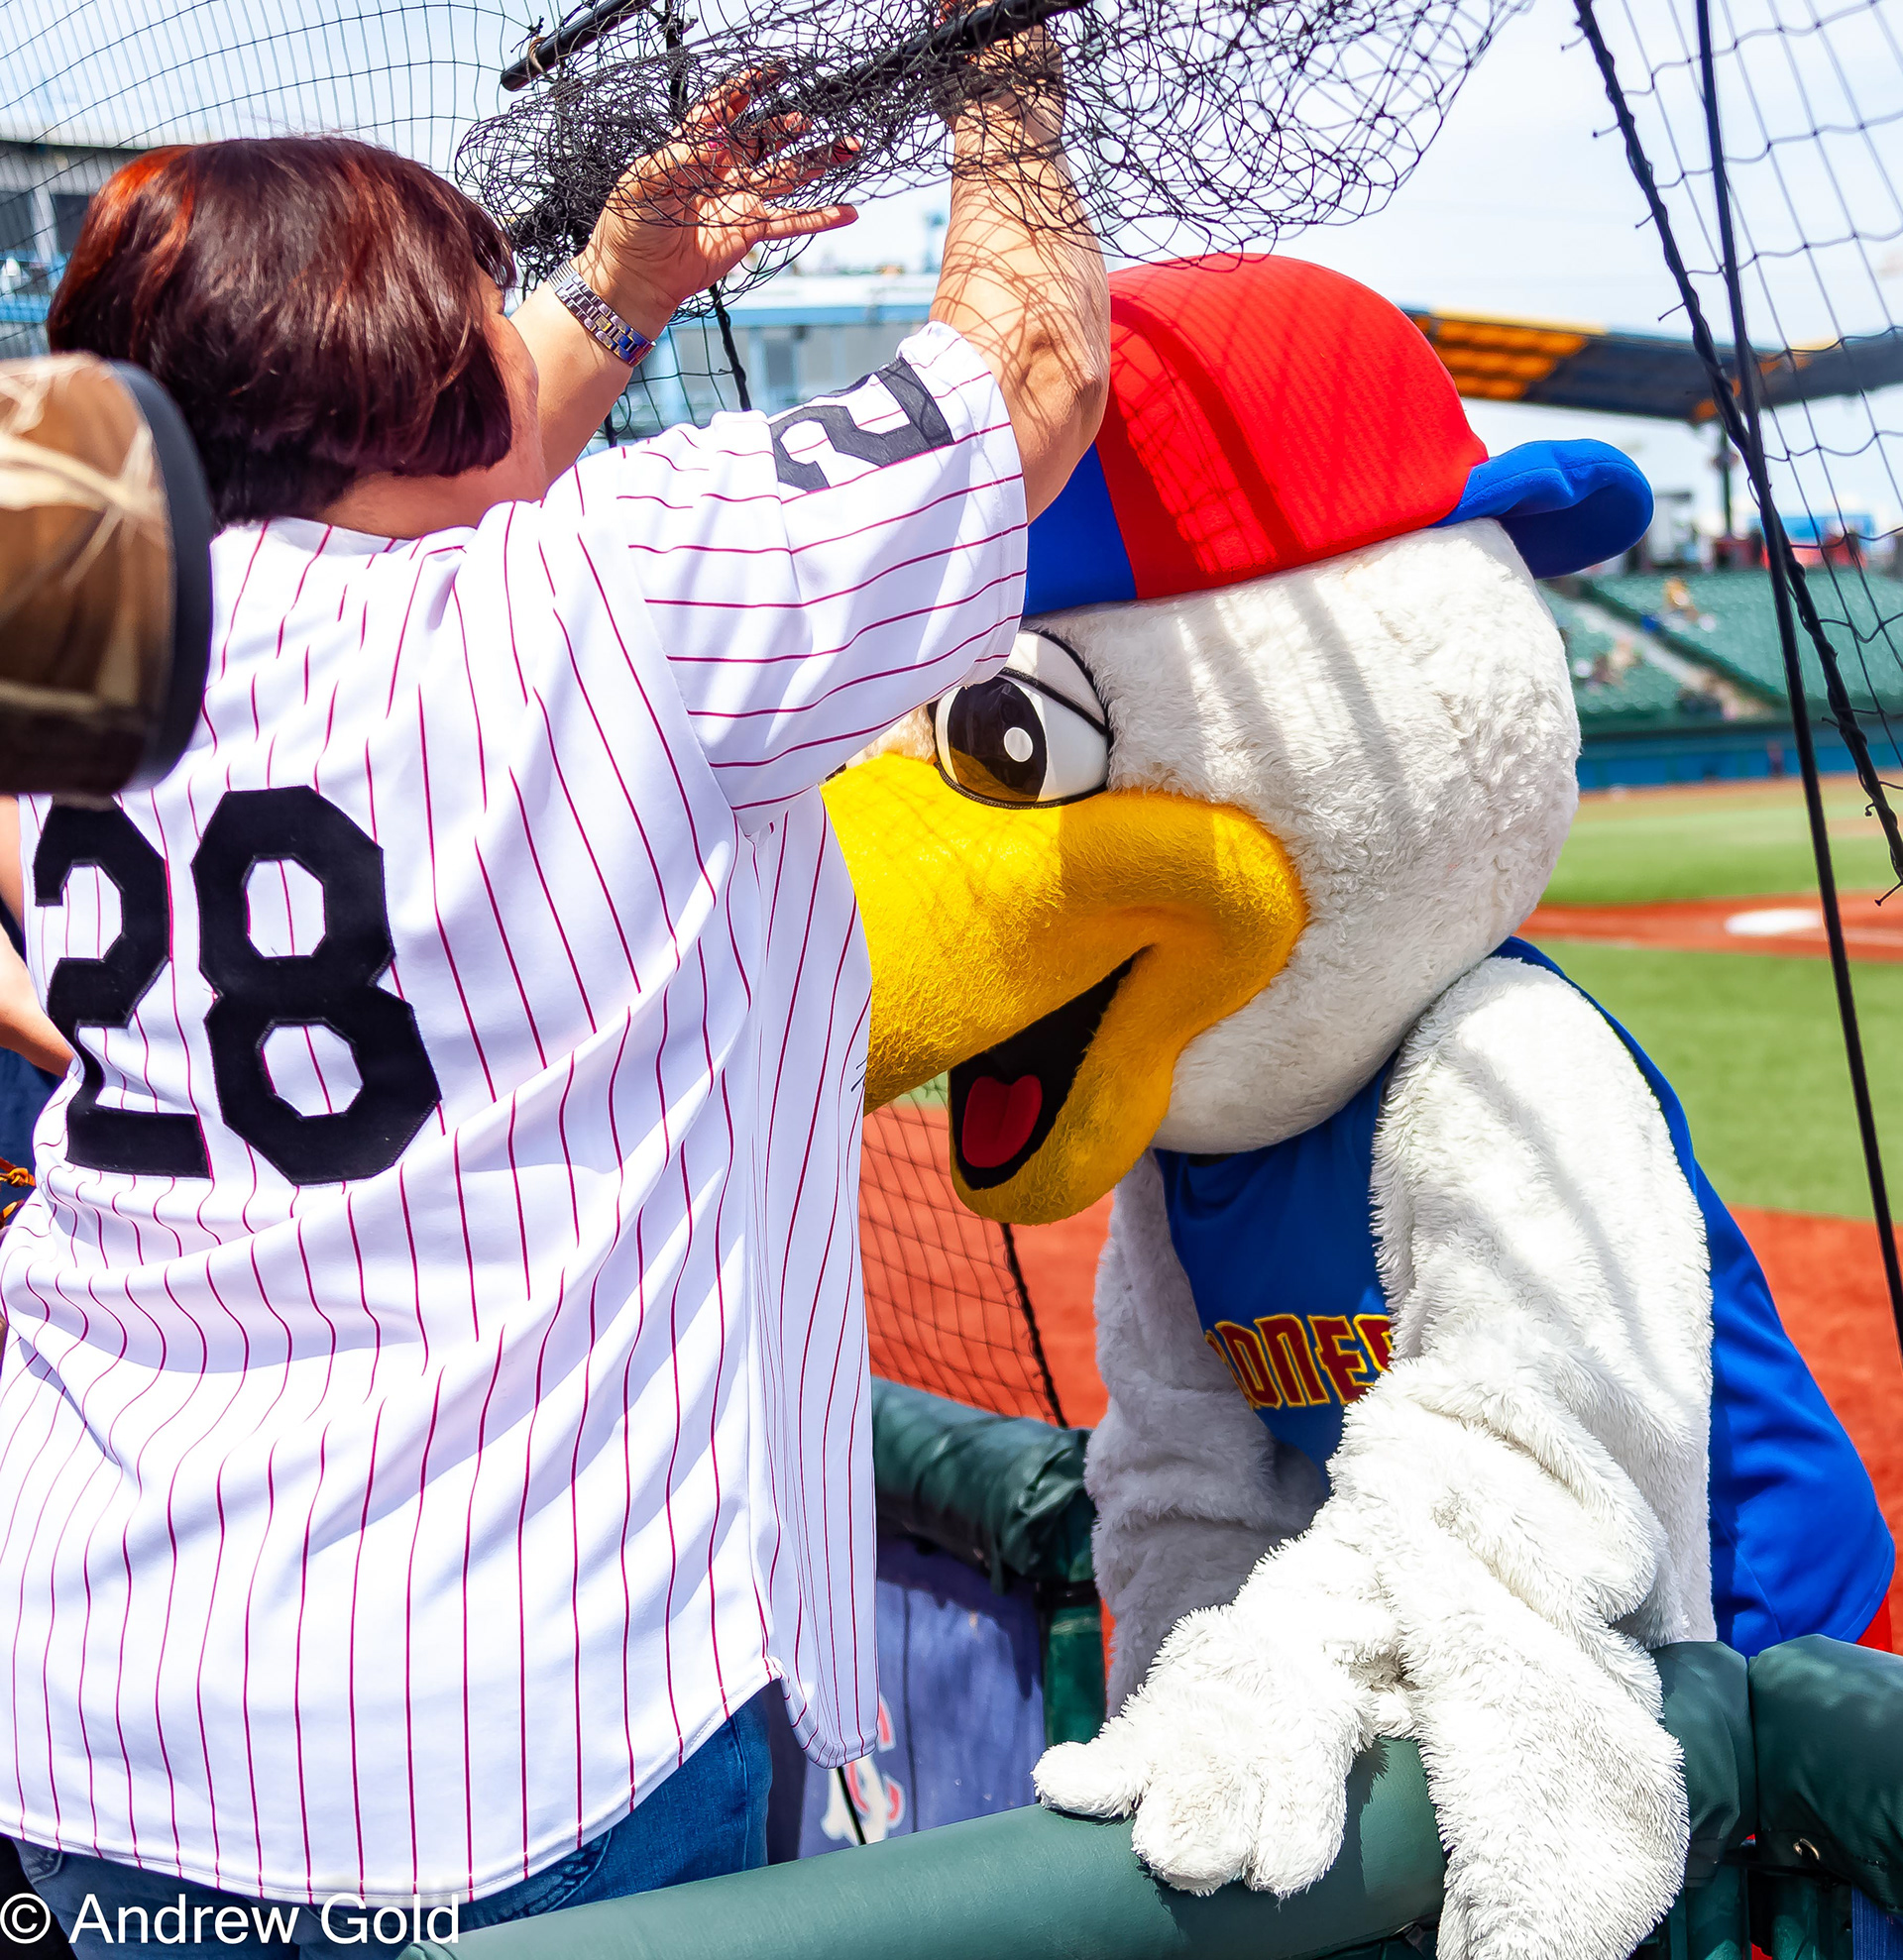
[1024,255,1652,616]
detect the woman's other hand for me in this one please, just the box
[930,23,1109,518]
[518,76,858,477]
[0,934,70,1078]
[0,802,68,1077]
[577,72,858,337]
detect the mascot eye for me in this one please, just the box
[933,631,1110,809]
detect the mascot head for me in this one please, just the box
[823,254,1652,1222]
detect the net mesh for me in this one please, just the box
[860,1084,1065,1424]
[0,0,752,418]
[454,0,1522,304]
[1576,0,1903,881]
[1575,0,1903,1331]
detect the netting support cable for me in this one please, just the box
[502,0,1089,97]
[1575,0,1903,1355]
[504,0,654,90]
[997,1222,1068,1428]
[765,0,1091,119]
[709,282,752,411]
[837,1767,868,1844]
[1573,0,1903,898]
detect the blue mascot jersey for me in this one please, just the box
[1156,938,1894,1657]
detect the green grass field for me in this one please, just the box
[1543,779,1897,905]
[1532,778,1903,1220]
[1533,941,1903,1220]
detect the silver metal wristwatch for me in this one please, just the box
[550,261,654,368]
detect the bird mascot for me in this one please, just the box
[819,255,1894,1960]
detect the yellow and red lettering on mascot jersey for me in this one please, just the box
[1159,1062,1397,1477]
[1204,1311,1391,1418]
[1157,942,1895,1657]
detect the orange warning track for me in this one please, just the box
[1525,891,1903,960]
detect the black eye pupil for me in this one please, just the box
[945,679,1047,803]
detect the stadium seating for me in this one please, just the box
[1581,570,1903,718]
[1545,587,1715,732]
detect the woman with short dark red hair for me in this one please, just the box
[47,138,529,527]
[3,74,1106,1957]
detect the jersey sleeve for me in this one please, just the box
[564,321,1026,821]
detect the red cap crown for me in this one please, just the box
[1092,255,1487,599]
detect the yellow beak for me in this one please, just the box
[821,754,1306,1223]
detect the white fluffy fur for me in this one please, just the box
[1084,1153,1326,1708]
[1039,956,1716,1960]
[1033,519,1580,1152]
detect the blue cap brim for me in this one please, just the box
[1024,446,1137,617]
[1435,439,1653,578]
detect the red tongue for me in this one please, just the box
[959,1074,1044,1170]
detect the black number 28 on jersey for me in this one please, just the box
[35,789,441,1186]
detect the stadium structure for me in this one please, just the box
[1410,309,1903,788]
[0,131,135,360]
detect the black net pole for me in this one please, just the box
[1575,0,1903,1357]
[505,0,655,90]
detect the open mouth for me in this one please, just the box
[949,957,1135,1188]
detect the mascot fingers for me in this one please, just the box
[1035,1610,1368,1895]
[1422,1662,1687,1960]
[1391,1539,1689,1960]
[1037,1530,1405,1896]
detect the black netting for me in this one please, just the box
[455,0,1523,304]
[859,1083,1065,1425]
[0,0,753,422]
[1576,0,1903,874]
[1574,0,1903,1330]
[606,308,750,426]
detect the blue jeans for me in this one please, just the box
[17,1690,771,1960]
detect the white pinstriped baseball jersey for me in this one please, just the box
[0,323,1024,1905]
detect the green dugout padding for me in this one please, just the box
[870,1378,1103,1745]
[404,1386,1903,1960]
[407,1635,1903,1960]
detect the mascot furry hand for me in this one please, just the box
[821,256,1896,1960]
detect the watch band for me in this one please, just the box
[550,261,654,368]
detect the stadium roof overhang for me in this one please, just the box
[1404,307,1903,422]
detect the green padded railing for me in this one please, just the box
[402,1384,1903,1960]
[870,1377,1103,1744]
[399,1633,1903,1960]
[405,1736,1443,1960]
[1618,1637,1903,1960]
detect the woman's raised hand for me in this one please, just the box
[575,72,858,339]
